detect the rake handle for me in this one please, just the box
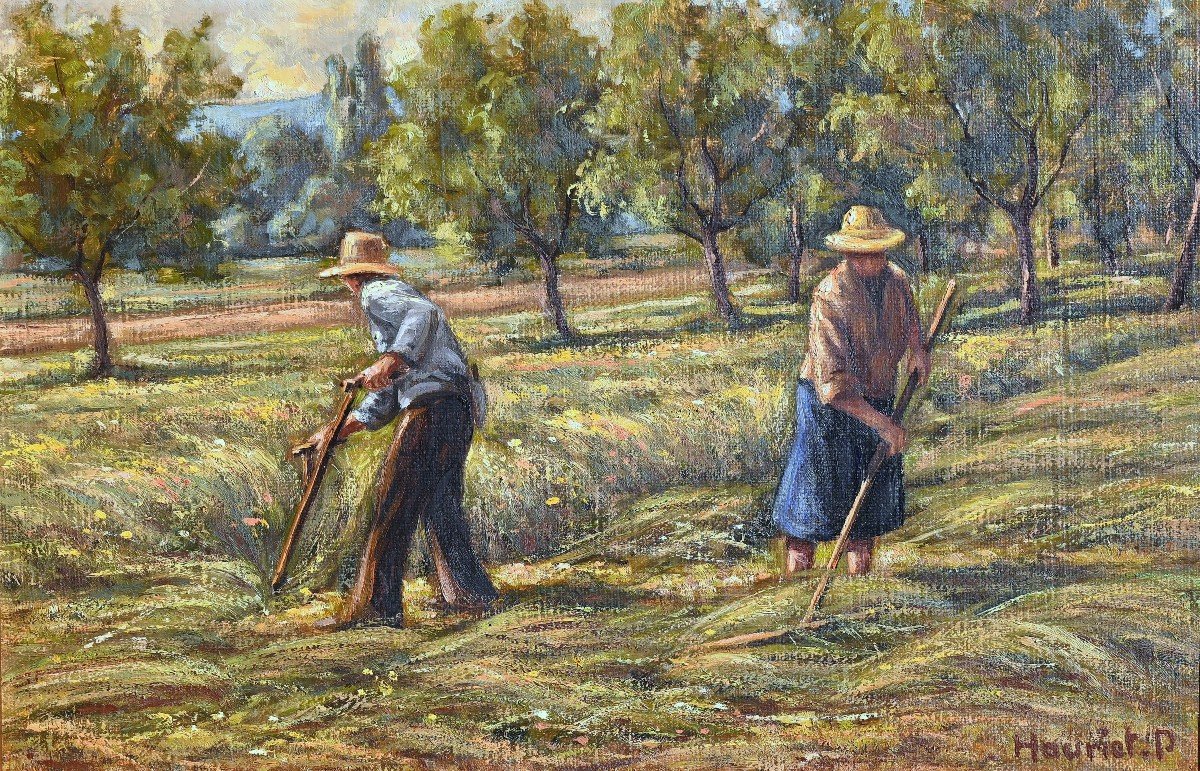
[800,280,957,624]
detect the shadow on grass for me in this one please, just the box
[954,289,1171,334]
[898,558,1106,614]
[5,359,279,390]
[519,310,800,355]
[500,576,663,613]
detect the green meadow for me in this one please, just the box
[1,253,1197,769]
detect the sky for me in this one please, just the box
[0,0,620,100]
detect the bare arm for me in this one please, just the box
[830,393,908,455]
[295,408,369,456]
[296,353,407,454]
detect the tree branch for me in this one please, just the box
[1034,106,1091,206]
[668,220,701,242]
[555,183,573,255]
[698,136,722,226]
[943,92,1009,211]
[1156,69,1200,178]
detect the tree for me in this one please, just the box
[775,1,849,302]
[241,115,330,217]
[842,0,1147,324]
[588,0,791,325]
[325,34,398,239]
[373,1,599,339]
[1155,2,1200,311]
[0,1,242,375]
[326,35,393,170]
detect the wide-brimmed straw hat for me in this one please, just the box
[318,232,402,278]
[824,206,906,254]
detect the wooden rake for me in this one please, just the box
[691,279,959,653]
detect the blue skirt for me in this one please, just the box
[772,379,905,542]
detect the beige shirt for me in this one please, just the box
[800,261,923,404]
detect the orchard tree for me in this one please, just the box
[1154,2,1200,311]
[374,1,600,339]
[780,160,841,301]
[775,1,850,302]
[589,0,791,325]
[842,0,1147,324]
[0,1,242,375]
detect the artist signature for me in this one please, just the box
[1012,727,1179,763]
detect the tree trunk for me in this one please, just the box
[76,270,113,376]
[916,231,931,274]
[1124,189,1136,259]
[536,248,574,339]
[1046,217,1061,269]
[1097,230,1120,272]
[1163,177,1200,312]
[786,200,805,304]
[700,228,738,325]
[1009,208,1041,325]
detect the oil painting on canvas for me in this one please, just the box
[0,0,1196,768]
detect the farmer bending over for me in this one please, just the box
[302,232,497,628]
[773,207,931,576]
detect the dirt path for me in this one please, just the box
[0,266,764,356]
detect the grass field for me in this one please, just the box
[0,234,694,321]
[1,251,1197,769]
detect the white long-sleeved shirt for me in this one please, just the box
[351,277,481,430]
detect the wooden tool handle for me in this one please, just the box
[271,377,362,592]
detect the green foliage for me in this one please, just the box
[0,0,244,370]
[0,1,243,268]
[240,116,330,216]
[589,0,791,242]
[584,0,793,321]
[372,1,601,336]
[831,0,1151,320]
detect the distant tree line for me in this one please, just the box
[1,0,1197,372]
[373,0,1199,336]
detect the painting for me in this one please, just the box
[0,0,1197,768]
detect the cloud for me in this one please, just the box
[0,0,618,100]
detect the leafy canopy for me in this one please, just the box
[374,0,600,262]
[583,0,792,242]
[0,0,243,276]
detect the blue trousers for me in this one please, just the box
[772,380,905,542]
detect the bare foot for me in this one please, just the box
[784,536,815,575]
[846,538,874,576]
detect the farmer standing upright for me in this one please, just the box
[773,207,931,577]
[302,232,498,628]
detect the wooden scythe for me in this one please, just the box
[271,377,362,593]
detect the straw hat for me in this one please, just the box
[824,206,906,254]
[318,232,402,278]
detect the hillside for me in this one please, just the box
[190,96,328,140]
